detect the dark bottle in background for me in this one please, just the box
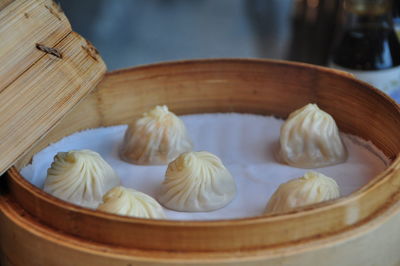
[330,0,400,99]
[393,0,400,40]
[288,0,342,66]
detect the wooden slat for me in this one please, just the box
[0,0,15,11]
[0,0,106,175]
[0,0,71,92]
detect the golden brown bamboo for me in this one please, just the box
[0,0,70,91]
[6,60,400,265]
[0,0,106,175]
[0,0,15,10]
[1,189,400,265]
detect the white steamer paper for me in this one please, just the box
[21,113,389,220]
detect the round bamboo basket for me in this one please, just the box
[2,59,400,266]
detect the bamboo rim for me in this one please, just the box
[6,59,400,252]
[1,191,399,262]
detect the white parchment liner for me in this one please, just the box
[21,113,389,220]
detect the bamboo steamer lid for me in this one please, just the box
[0,0,106,175]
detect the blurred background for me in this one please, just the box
[58,0,342,70]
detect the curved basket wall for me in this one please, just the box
[2,59,400,265]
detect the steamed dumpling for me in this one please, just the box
[265,171,340,214]
[279,103,347,168]
[120,105,193,165]
[97,186,165,219]
[43,150,120,208]
[158,151,237,212]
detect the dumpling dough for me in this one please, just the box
[120,105,193,165]
[43,150,120,208]
[279,103,347,168]
[265,171,340,214]
[158,151,237,212]
[97,186,166,219]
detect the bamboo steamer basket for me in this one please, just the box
[2,1,400,266]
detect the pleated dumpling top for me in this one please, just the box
[120,105,193,165]
[98,186,166,219]
[43,150,120,208]
[265,171,340,214]
[158,151,237,212]
[279,103,348,168]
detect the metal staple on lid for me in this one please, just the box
[35,43,62,59]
